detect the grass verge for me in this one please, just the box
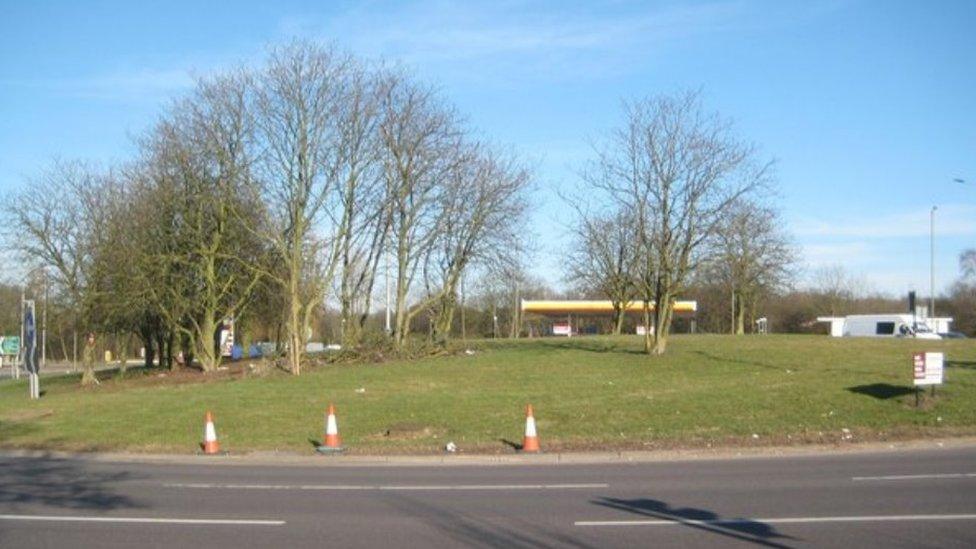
[1,334,974,454]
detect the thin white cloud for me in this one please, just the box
[4,68,196,101]
[801,241,874,268]
[794,203,976,238]
[73,68,196,98]
[275,1,839,84]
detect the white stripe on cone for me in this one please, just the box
[326,413,338,435]
[525,416,537,438]
[205,421,217,442]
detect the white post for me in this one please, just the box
[930,206,937,319]
[460,274,466,342]
[730,285,735,335]
[17,288,24,381]
[384,249,391,335]
[42,271,47,373]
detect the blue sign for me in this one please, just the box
[23,300,38,374]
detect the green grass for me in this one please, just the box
[2,335,975,454]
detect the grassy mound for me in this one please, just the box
[1,335,974,454]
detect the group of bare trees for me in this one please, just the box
[567,91,795,354]
[7,42,530,379]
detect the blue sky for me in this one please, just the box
[1,0,974,296]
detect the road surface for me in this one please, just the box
[1,446,975,547]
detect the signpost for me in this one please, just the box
[0,336,20,380]
[23,300,40,399]
[912,351,944,406]
[219,317,235,357]
[1,336,20,356]
[552,323,572,337]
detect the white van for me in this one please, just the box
[841,314,941,339]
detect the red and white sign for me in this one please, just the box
[220,318,235,357]
[913,352,944,386]
[552,323,572,337]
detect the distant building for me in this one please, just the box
[521,300,698,336]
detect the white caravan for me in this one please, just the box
[819,314,942,339]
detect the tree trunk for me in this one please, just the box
[140,327,154,369]
[393,275,411,348]
[197,316,219,372]
[613,304,626,335]
[433,291,457,344]
[156,331,166,369]
[434,306,455,344]
[80,338,97,386]
[287,270,303,375]
[735,296,746,335]
[181,331,194,371]
[166,330,176,371]
[651,290,673,356]
[117,333,130,378]
[642,300,652,353]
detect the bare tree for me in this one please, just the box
[378,75,463,347]
[811,265,870,316]
[334,67,388,346]
[253,42,353,374]
[705,199,796,334]
[960,249,976,280]
[586,91,771,354]
[8,160,99,304]
[136,72,266,372]
[424,144,531,343]
[7,160,115,384]
[565,208,640,334]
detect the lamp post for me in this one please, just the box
[385,249,392,335]
[930,205,937,319]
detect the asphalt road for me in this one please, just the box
[1,446,975,548]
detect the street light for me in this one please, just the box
[930,205,937,319]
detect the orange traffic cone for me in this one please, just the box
[317,403,344,453]
[202,411,220,454]
[522,404,540,453]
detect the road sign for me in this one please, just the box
[0,336,19,356]
[913,352,944,386]
[23,300,38,374]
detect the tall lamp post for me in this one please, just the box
[930,205,937,319]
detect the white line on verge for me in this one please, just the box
[852,473,976,481]
[164,482,609,491]
[0,514,285,526]
[575,514,976,527]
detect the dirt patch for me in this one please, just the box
[3,408,55,422]
[82,360,284,392]
[372,422,447,441]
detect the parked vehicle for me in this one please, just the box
[841,314,941,339]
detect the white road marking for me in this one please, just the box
[0,514,285,526]
[575,514,976,527]
[852,473,976,481]
[164,482,608,491]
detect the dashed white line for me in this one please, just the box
[575,514,976,527]
[164,482,609,491]
[852,473,976,481]
[0,514,285,526]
